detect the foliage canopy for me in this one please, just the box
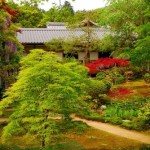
[0,49,89,147]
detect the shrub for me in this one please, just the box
[138,100,150,126]
[87,79,111,98]
[96,72,106,80]
[85,79,111,109]
[144,73,150,83]
[121,120,145,130]
[101,97,149,130]
[108,88,133,98]
[104,116,122,124]
[85,58,129,74]
[130,67,143,80]
[106,67,126,84]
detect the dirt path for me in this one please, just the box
[73,117,150,144]
[0,118,9,122]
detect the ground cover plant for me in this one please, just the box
[108,87,133,99]
[101,97,150,130]
[144,73,150,84]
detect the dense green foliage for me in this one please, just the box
[138,99,150,126]
[100,0,150,72]
[45,28,101,63]
[100,97,150,130]
[143,73,150,83]
[45,34,101,52]
[17,5,44,28]
[6,0,101,28]
[105,67,126,84]
[39,1,74,27]
[0,49,89,147]
[0,1,23,97]
[84,79,111,109]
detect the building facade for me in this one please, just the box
[17,22,110,61]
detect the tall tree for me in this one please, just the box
[73,9,101,24]
[99,0,150,71]
[0,0,23,98]
[39,1,74,27]
[0,49,89,147]
[130,0,150,72]
[13,0,49,6]
[16,4,44,28]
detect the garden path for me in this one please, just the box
[73,116,150,144]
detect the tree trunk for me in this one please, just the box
[41,110,49,148]
[41,137,45,148]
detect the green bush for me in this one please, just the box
[121,120,145,130]
[100,97,150,130]
[138,99,150,126]
[128,67,143,80]
[144,73,150,83]
[104,116,122,124]
[87,79,111,97]
[96,72,106,80]
[103,101,139,120]
[85,79,111,109]
[82,112,104,122]
[106,67,125,84]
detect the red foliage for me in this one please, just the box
[108,88,133,98]
[5,8,19,16]
[1,1,19,17]
[85,58,130,74]
[2,1,6,7]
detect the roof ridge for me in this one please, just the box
[20,28,107,31]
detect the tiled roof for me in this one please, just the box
[17,28,109,44]
[81,19,98,27]
[47,22,66,26]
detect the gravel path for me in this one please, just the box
[73,117,150,144]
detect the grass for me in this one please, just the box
[0,126,147,150]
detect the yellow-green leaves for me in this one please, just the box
[0,49,89,147]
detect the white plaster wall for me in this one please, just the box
[78,52,86,60]
[90,52,98,60]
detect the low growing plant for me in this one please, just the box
[138,99,150,127]
[96,72,106,80]
[85,79,111,109]
[144,73,150,83]
[101,97,149,130]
